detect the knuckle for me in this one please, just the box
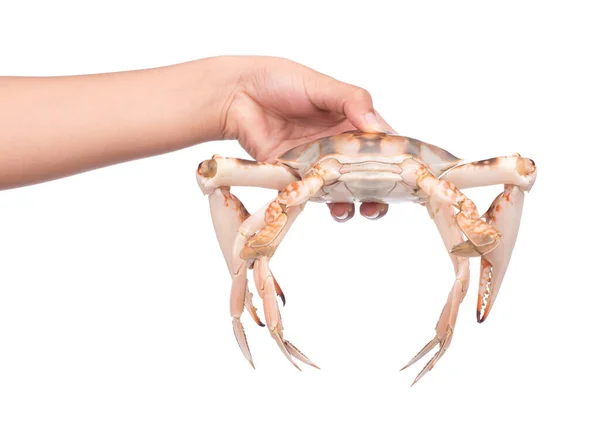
[350,86,373,105]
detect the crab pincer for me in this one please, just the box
[476,185,525,323]
[441,154,536,323]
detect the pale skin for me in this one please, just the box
[0,55,393,219]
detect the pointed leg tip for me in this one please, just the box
[233,320,255,369]
[249,312,265,327]
[410,371,427,387]
[400,360,414,371]
[273,278,286,306]
[282,340,319,370]
[400,338,438,373]
[411,369,429,387]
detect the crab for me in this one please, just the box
[196,130,537,384]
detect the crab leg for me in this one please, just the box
[206,187,250,273]
[203,188,303,367]
[204,187,264,367]
[231,164,342,369]
[241,201,317,369]
[403,160,501,257]
[440,155,537,322]
[254,256,319,370]
[439,154,536,191]
[401,198,470,385]
[240,159,341,260]
[196,158,302,366]
[197,156,298,195]
[228,198,301,367]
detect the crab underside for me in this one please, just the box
[196,131,537,385]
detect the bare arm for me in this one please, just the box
[0,56,391,190]
[0,58,229,189]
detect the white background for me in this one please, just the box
[1,1,598,424]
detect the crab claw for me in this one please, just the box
[477,185,525,323]
[452,201,502,257]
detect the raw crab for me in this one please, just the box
[196,130,537,384]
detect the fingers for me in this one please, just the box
[327,202,388,222]
[369,112,396,135]
[359,202,388,220]
[327,202,355,222]
[307,73,395,134]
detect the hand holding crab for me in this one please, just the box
[218,56,396,222]
[0,55,536,386]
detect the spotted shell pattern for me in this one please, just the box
[277,130,462,177]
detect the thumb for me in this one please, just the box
[307,73,392,133]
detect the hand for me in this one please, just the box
[218,56,394,221]
[218,56,395,162]
[0,54,394,202]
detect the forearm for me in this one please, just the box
[0,57,231,189]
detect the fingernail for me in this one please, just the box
[364,112,385,132]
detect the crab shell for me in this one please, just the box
[277,131,462,204]
[280,131,461,176]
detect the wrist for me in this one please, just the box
[187,56,252,143]
[156,57,231,146]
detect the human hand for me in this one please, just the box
[0,53,393,219]
[215,56,394,221]
[217,56,395,162]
